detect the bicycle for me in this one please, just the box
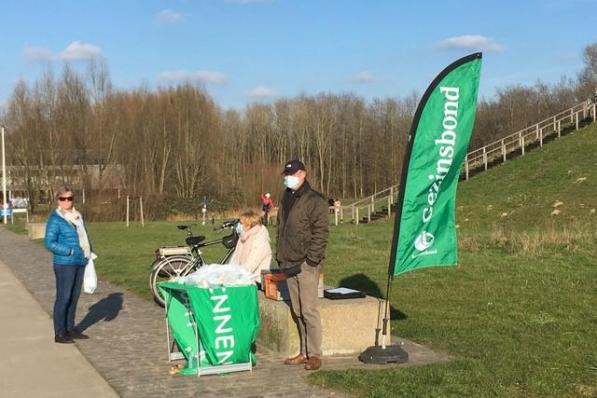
[149,220,239,307]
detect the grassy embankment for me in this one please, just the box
[7,123,596,397]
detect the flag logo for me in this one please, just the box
[414,231,435,251]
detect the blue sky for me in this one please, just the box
[0,0,595,110]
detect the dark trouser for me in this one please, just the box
[53,264,85,337]
[286,262,322,357]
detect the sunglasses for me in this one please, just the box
[58,197,74,202]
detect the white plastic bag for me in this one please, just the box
[180,263,256,288]
[83,254,98,294]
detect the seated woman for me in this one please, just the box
[230,209,272,284]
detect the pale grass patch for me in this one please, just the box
[575,384,597,397]
[460,221,597,256]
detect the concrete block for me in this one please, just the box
[257,291,389,357]
[26,223,46,240]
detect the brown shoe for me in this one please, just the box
[284,353,306,365]
[304,356,321,370]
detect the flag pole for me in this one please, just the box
[380,274,392,349]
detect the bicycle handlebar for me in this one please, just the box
[218,219,239,230]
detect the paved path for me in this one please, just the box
[0,227,449,397]
[0,257,118,398]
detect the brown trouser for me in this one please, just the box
[286,262,322,357]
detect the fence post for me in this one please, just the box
[367,205,371,223]
[593,103,596,121]
[576,111,579,130]
[464,154,469,180]
[340,206,343,222]
[139,196,144,227]
[334,207,338,226]
[539,127,543,147]
[371,195,375,213]
[521,135,525,156]
[355,207,359,225]
[126,195,130,227]
[557,120,561,138]
[501,139,506,162]
[387,192,391,217]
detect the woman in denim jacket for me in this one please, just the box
[44,186,92,344]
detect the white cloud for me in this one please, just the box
[59,41,102,60]
[246,85,276,97]
[159,70,227,84]
[436,35,505,52]
[348,71,375,83]
[23,47,54,61]
[23,41,102,62]
[157,9,184,24]
[557,51,579,62]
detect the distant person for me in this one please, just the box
[334,198,341,209]
[260,192,274,226]
[230,209,272,284]
[44,186,92,344]
[334,199,342,220]
[327,197,335,214]
[276,159,329,371]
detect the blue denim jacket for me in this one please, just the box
[44,209,89,267]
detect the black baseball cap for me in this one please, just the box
[282,159,305,175]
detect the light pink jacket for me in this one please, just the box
[230,224,272,282]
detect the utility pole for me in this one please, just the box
[1,126,7,224]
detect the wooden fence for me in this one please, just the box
[342,99,597,225]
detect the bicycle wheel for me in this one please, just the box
[149,255,196,307]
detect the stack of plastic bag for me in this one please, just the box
[179,263,256,288]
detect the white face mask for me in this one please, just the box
[284,175,300,189]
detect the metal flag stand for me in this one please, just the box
[358,274,408,364]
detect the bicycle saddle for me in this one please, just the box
[185,235,206,246]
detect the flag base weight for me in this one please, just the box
[358,344,409,364]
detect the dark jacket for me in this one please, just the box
[276,181,329,275]
[44,209,89,266]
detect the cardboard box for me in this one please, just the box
[263,271,324,301]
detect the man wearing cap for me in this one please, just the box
[276,159,329,371]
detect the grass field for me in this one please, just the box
[6,124,596,397]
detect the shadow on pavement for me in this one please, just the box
[77,292,124,332]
